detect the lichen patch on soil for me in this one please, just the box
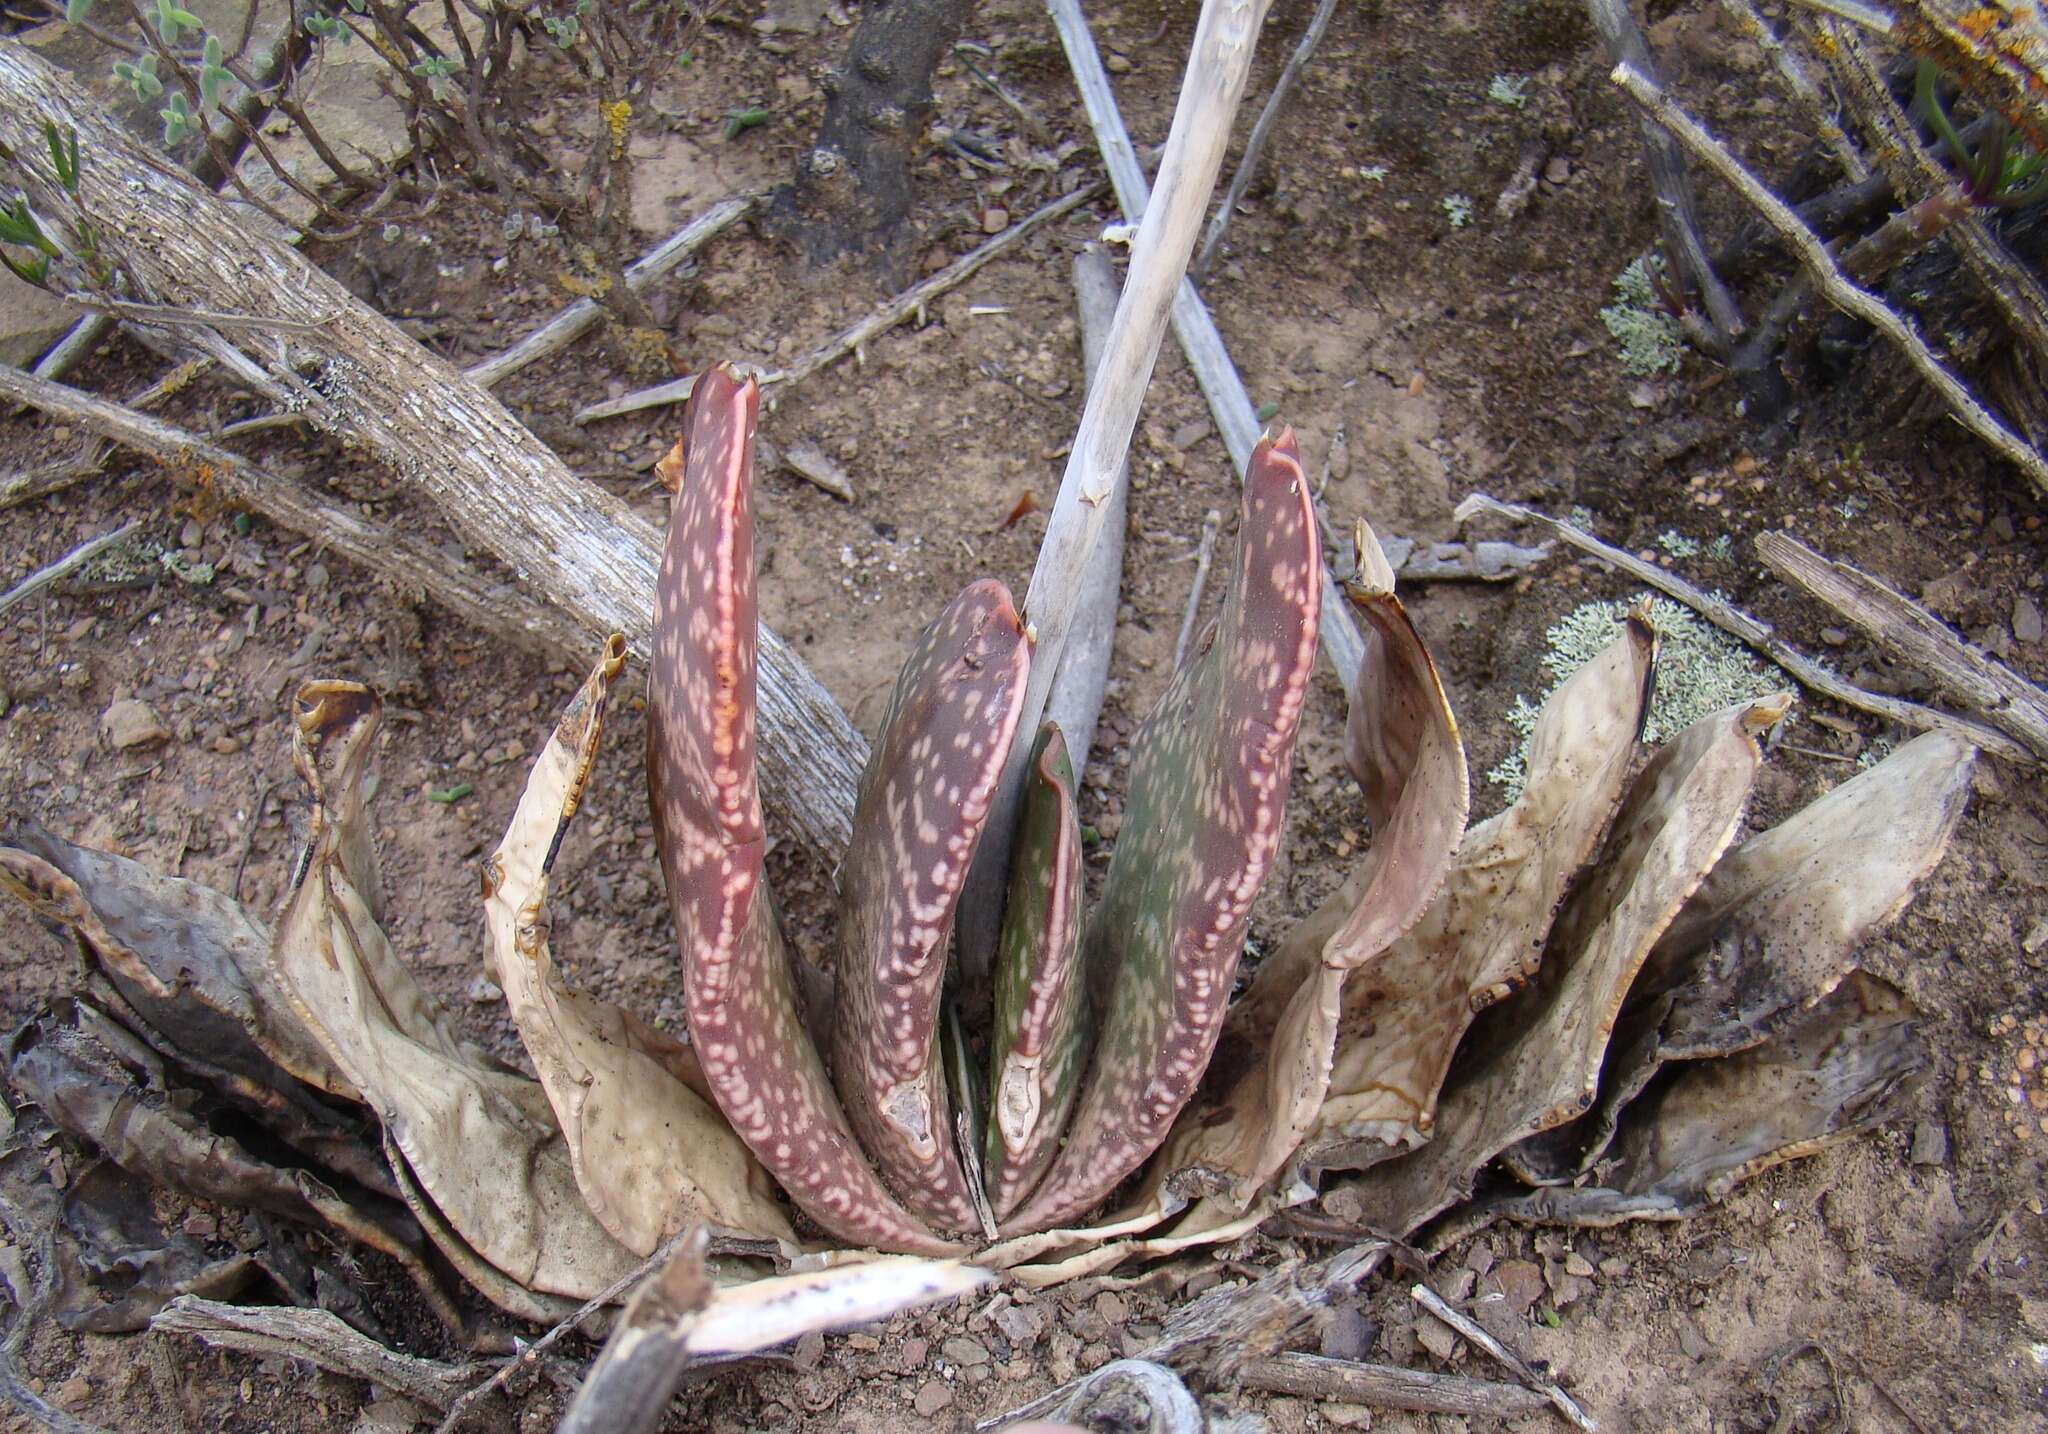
[3,1,2047,1429]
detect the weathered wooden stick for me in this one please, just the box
[959,0,1273,992]
[1610,59,2048,497]
[0,43,865,860]
[1719,0,1868,181]
[1042,0,1365,692]
[1456,492,2033,762]
[1756,531,2048,762]
[1193,0,1341,283]
[0,365,595,660]
[466,196,753,390]
[572,183,1103,425]
[1173,508,1223,667]
[1045,246,1130,782]
[0,519,139,618]
[1411,1284,1597,1432]
[152,1297,491,1413]
[1585,0,1747,348]
[1240,1352,1554,1419]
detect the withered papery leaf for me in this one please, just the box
[1005,428,1322,1236]
[648,366,954,1256]
[1509,729,1975,1184]
[1485,972,1922,1227]
[1164,522,1469,1210]
[985,723,1088,1221]
[6,996,454,1327]
[1335,694,1785,1235]
[272,683,641,1302]
[0,831,386,1195]
[831,579,1032,1234]
[0,826,354,1105]
[1304,613,1658,1174]
[483,635,795,1256]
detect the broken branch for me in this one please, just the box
[1755,531,2048,763]
[1410,1283,1597,1432]
[1610,59,2048,496]
[1239,1352,1554,1419]
[0,520,140,618]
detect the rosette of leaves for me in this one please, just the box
[0,365,1977,1328]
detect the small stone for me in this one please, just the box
[1564,1251,1595,1278]
[994,1303,1044,1344]
[943,1336,990,1367]
[212,735,242,754]
[1170,420,1213,451]
[1488,1259,1545,1317]
[1463,1244,1496,1277]
[1105,51,1133,73]
[912,1380,954,1417]
[1912,1120,1949,1167]
[1323,1402,1374,1428]
[100,699,170,749]
[1677,1320,1709,1360]
[1544,155,1572,184]
[1093,1291,1129,1326]
[1598,1257,1631,1278]
[1820,627,1850,646]
[896,1336,928,1373]
[1080,1341,1113,1370]
[981,207,1010,234]
[182,1213,217,1238]
[2015,595,2043,645]
[696,314,740,337]
[54,1377,90,1410]
[1319,1304,1379,1362]
[1416,1315,1460,1363]
[793,1331,826,1370]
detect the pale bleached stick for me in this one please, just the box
[1611,59,2048,497]
[1044,246,1131,781]
[1240,1352,1553,1420]
[1172,508,1223,667]
[468,195,753,390]
[0,518,139,617]
[1411,1283,1597,1432]
[1455,491,2032,762]
[572,183,1104,425]
[1042,0,1365,695]
[1784,0,1894,33]
[1586,0,1746,348]
[1756,530,2048,762]
[959,0,1274,992]
[1192,0,1341,283]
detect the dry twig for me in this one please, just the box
[0,520,140,618]
[573,183,1104,425]
[1755,531,2048,762]
[1455,492,2034,762]
[1610,60,2048,497]
[1411,1283,1597,1432]
[1173,508,1224,667]
[1240,1352,1553,1419]
[1192,0,1341,283]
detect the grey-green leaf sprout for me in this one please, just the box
[63,0,91,24]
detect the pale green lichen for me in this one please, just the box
[1600,257,1684,375]
[1657,530,1701,559]
[1488,74,1531,108]
[1442,194,1474,228]
[1487,594,1788,798]
[1359,164,1388,183]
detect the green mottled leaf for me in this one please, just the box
[1005,429,1323,1236]
[983,722,1087,1220]
[649,365,954,1256]
[829,580,1032,1235]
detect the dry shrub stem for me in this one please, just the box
[1609,60,2048,498]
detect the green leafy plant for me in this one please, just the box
[113,53,165,101]
[722,104,770,140]
[155,0,202,45]
[1915,61,2048,208]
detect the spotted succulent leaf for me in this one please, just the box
[649,365,954,1255]
[1004,429,1323,1235]
[829,579,1032,1234]
[983,722,1088,1220]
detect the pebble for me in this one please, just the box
[982,207,1010,234]
[1564,1251,1595,1278]
[943,1336,990,1367]
[1105,51,1133,72]
[1819,627,1850,646]
[100,698,170,749]
[793,1330,826,1370]
[1489,1258,1545,1317]
[54,1377,90,1410]
[2015,595,2043,645]
[1416,1315,1460,1362]
[896,1335,929,1374]
[1544,155,1572,184]
[1319,1304,1379,1361]
[1912,1119,1949,1167]
[994,1303,1044,1344]
[1093,1291,1129,1326]
[1322,1402,1374,1428]
[912,1380,954,1416]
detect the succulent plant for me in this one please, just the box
[0,362,1975,1330]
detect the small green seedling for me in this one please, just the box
[156,0,202,45]
[1487,74,1530,109]
[428,783,474,804]
[723,105,770,140]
